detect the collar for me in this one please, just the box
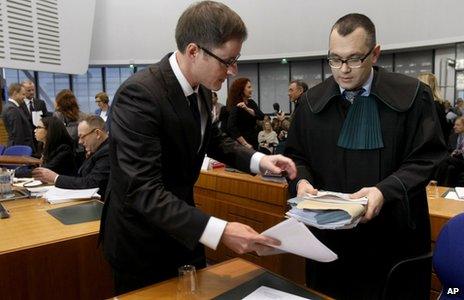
[8,98,20,107]
[303,66,420,113]
[339,68,374,97]
[169,51,199,97]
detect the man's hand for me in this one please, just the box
[259,154,297,180]
[31,167,58,184]
[296,180,318,197]
[221,222,280,255]
[350,187,384,222]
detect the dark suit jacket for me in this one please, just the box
[2,101,35,149]
[55,139,109,200]
[20,98,49,124]
[43,144,76,176]
[100,54,254,278]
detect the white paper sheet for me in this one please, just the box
[257,218,338,262]
[445,191,463,201]
[243,286,311,300]
[454,187,464,199]
[44,186,100,204]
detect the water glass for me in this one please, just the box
[177,265,198,299]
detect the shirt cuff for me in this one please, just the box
[250,152,265,174]
[54,175,59,184]
[199,216,227,250]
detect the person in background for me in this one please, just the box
[100,1,296,294]
[211,91,223,123]
[258,120,278,154]
[227,77,264,149]
[33,116,76,176]
[32,115,110,200]
[54,89,87,167]
[2,83,35,151]
[94,91,110,122]
[418,72,450,141]
[288,79,308,122]
[285,13,446,299]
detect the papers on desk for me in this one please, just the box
[286,191,367,229]
[243,286,310,300]
[44,187,100,204]
[454,187,464,200]
[257,218,337,262]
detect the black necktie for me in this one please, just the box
[28,100,34,114]
[343,88,365,103]
[187,93,201,129]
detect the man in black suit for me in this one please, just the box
[21,80,49,121]
[100,1,296,294]
[32,115,110,200]
[2,83,35,150]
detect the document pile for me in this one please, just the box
[286,191,368,229]
[44,187,100,204]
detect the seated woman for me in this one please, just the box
[35,116,76,176]
[258,120,278,155]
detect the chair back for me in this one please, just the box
[382,252,432,300]
[433,213,464,300]
[0,144,5,155]
[3,145,33,156]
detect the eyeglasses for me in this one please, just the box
[327,46,375,69]
[78,128,97,140]
[197,45,240,68]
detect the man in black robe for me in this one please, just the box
[285,13,447,299]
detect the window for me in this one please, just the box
[259,62,290,114]
[105,67,134,102]
[37,72,70,111]
[394,50,433,78]
[3,69,35,95]
[72,68,103,113]
[376,54,393,72]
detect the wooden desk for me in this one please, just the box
[427,186,464,299]
[114,258,331,300]
[0,198,114,300]
[194,168,305,284]
[0,155,41,166]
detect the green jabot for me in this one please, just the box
[337,95,384,150]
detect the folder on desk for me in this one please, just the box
[47,200,103,225]
[213,271,324,300]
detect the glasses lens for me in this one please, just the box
[328,59,342,68]
[347,59,363,68]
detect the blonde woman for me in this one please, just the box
[258,120,278,154]
[418,72,450,141]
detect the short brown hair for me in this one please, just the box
[331,13,376,49]
[227,77,250,110]
[95,91,109,104]
[175,1,247,52]
[8,83,23,97]
[82,115,106,131]
[55,89,80,122]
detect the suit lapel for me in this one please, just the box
[157,55,202,156]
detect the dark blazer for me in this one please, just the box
[227,99,264,149]
[55,139,110,200]
[100,54,254,279]
[20,98,49,124]
[42,144,76,176]
[2,101,35,150]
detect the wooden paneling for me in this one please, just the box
[0,120,9,146]
[195,168,305,285]
[0,198,114,300]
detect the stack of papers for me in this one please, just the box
[286,191,367,229]
[44,187,100,204]
[257,218,337,262]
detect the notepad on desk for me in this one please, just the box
[44,187,100,204]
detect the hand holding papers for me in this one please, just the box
[44,187,100,204]
[257,218,337,262]
[286,191,367,229]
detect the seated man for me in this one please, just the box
[32,115,110,200]
[435,116,464,186]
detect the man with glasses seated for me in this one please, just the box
[32,115,110,201]
[285,13,446,299]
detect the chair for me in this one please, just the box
[3,145,33,156]
[381,251,433,300]
[0,145,5,155]
[433,213,464,300]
